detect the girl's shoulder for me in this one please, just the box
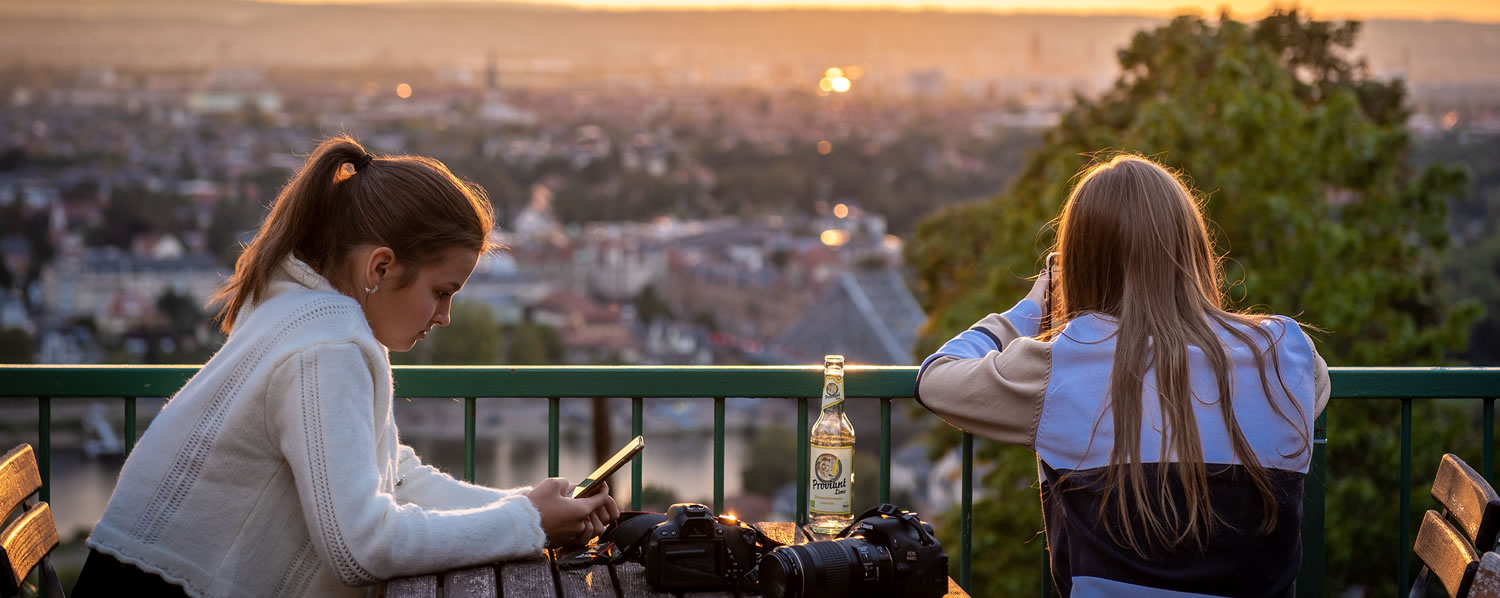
[232,286,373,348]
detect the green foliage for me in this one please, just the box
[0,328,33,363]
[1415,132,1500,365]
[741,424,904,520]
[394,302,563,366]
[905,10,1482,596]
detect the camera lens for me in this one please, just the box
[758,549,801,598]
[758,539,890,598]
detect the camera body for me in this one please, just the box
[758,504,949,598]
[642,503,761,592]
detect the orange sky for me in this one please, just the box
[263,0,1500,23]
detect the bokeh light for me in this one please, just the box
[396,83,413,99]
[833,203,849,218]
[817,140,832,155]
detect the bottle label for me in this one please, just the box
[809,444,853,515]
[821,377,844,410]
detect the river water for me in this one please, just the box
[17,396,937,540]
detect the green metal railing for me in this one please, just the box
[1,365,1497,596]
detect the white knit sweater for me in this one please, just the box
[87,257,546,598]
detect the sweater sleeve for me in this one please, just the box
[1298,326,1331,417]
[914,300,1052,448]
[395,444,532,510]
[267,343,547,585]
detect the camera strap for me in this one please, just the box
[554,510,789,572]
[555,511,665,570]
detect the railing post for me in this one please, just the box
[1400,398,1412,594]
[797,397,808,527]
[632,397,643,511]
[714,397,725,514]
[124,397,137,456]
[38,397,49,504]
[548,397,560,478]
[464,397,476,483]
[1297,410,1327,598]
[880,397,891,505]
[961,431,973,592]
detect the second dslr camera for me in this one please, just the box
[758,504,949,598]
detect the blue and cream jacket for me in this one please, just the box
[916,299,1329,598]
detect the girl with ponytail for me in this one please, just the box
[74,137,617,598]
[917,154,1329,597]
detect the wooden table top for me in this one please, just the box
[384,522,972,598]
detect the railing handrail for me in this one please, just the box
[1,365,1497,398]
[2,364,1496,596]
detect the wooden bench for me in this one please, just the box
[1410,454,1500,598]
[384,522,971,597]
[0,444,63,598]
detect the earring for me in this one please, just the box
[364,285,380,294]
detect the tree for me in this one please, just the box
[426,302,503,365]
[1415,132,1500,365]
[0,328,33,363]
[905,11,1481,596]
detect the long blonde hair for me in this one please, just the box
[1047,154,1308,555]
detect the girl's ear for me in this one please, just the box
[366,246,396,288]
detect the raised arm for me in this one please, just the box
[915,299,1052,448]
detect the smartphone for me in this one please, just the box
[570,435,645,499]
[1041,252,1059,334]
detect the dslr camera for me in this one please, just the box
[758,504,949,598]
[642,503,763,592]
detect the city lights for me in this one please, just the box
[396,83,413,99]
[818,66,852,94]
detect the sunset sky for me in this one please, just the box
[262,0,1500,23]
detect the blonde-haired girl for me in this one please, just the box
[918,154,1328,597]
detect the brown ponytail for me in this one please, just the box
[210,136,495,334]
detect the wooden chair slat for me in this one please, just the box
[1470,552,1500,598]
[0,446,40,519]
[499,556,557,598]
[1413,509,1479,598]
[384,574,437,598]
[0,502,58,593]
[1432,453,1500,551]
[442,565,497,598]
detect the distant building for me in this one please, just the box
[530,288,637,363]
[40,249,227,335]
[767,268,926,366]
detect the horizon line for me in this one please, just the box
[250,0,1500,24]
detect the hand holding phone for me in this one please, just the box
[570,435,645,499]
[1029,252,1058,333]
